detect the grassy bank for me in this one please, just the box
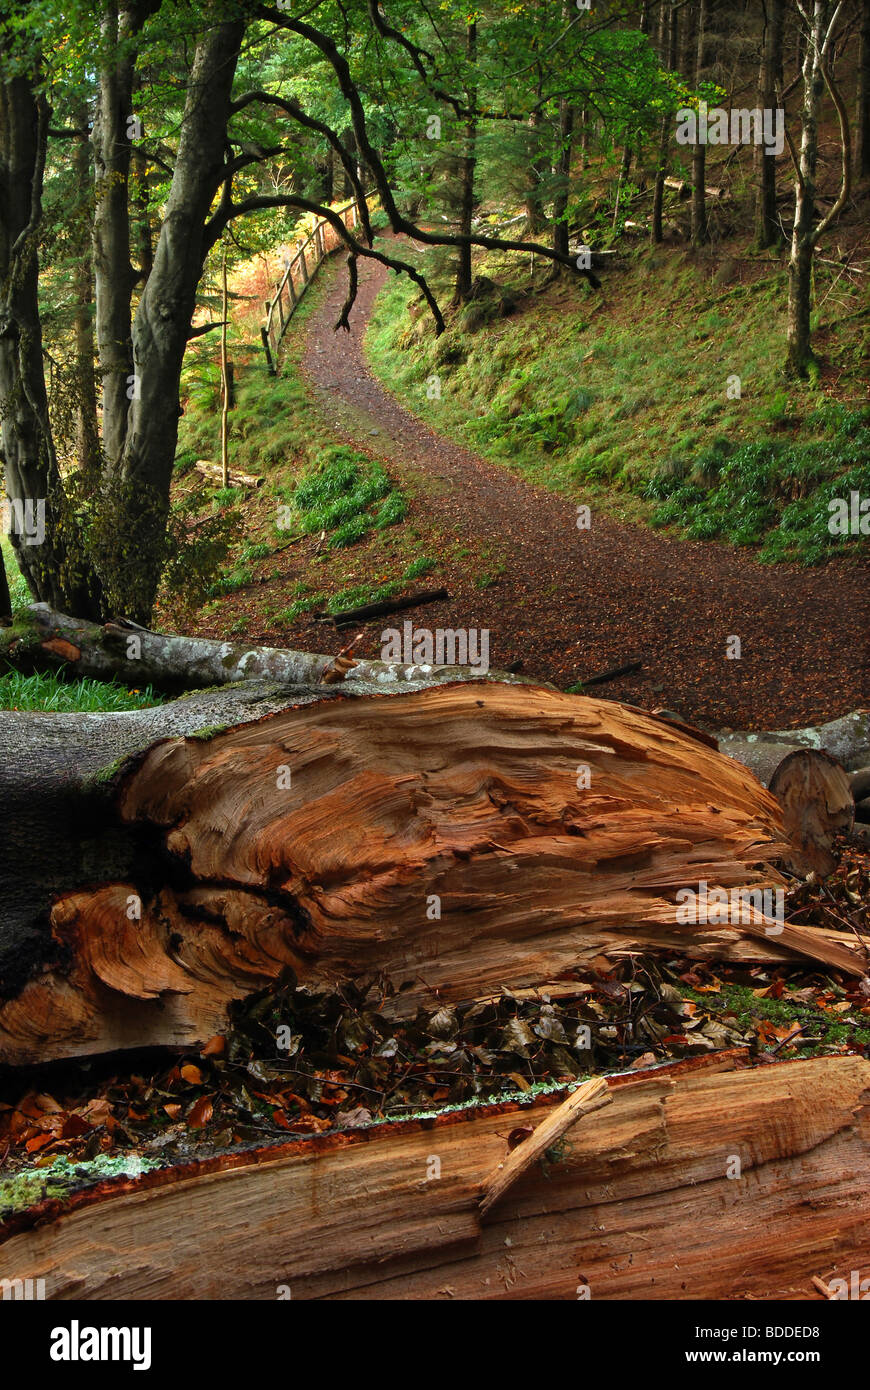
[366,238,870,564]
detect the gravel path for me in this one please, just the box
[299,250,868,730]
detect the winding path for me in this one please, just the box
[299,252,868,729]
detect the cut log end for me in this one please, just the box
[769,748,855,876]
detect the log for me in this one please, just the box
[574,659,642,688]
[769,750,854,876]
[314,586,450,626]
[1,677,863,1067]
[719,713,867,874]
[3,1053,870,1300]
[0,604,523,692]
[194,461,263,488]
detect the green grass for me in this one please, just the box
[290,446,406,550]
[1,534,29,614]
[0,667,163,712]
[402,555,437,581]
[366,241,869,563]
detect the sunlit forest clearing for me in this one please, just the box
[1,0,869,1315]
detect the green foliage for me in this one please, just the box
[644,407,870,562]
[290,446,406,548]
[402,555,437,581]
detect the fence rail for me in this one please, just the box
[260,198,365,372]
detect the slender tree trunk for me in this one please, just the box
[220,243,229,487]
[653,0,677,243]
[324,141,334,203]
[552,94,575,260]
[578,107,589,168]
[91,1,139,469]
[857,0,870,177]
[787,1,826,376]
[72,100,99,475]
[691,0,709,246]
[454,21,478,303]
[0,77,101,616]
[524,98,548,234]
[754,0,785,248]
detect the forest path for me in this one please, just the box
[298,251,867,729]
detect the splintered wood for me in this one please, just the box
[0,682,862,1065]
[2,1055,869,1300]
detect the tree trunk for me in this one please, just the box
[523,107,547,234]
[2,672,863,1067]
[72,101,99,475]
[652,0,677,243]
[754,0,785,247]
[0,75,101,617]
[4,1052,870,1300]
[0,602,525,691]
[100,17,246,623]
[787,0,825,375]
[551,95,575,260]
[454,21,478,303]
[91,1,139,470]
[691,0,709,246]
[857,0,870,177]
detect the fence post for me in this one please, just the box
[300,246,309,283]
[260,325,275,376]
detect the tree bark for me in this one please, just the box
[652,0,677,243]
[1,674,862,1067]
[4,1053,870,1300]
[91,1,140,469]
[103,17,246,622]
[453,21,478,303]
[786,0,827,375]
[72,100,99,475]
[691,0,709,246]
[754,0,785,247]
[0,75,101,617]
[551,97,575,260]
[857,0,870,176]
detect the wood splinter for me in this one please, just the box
[479,1075,612,1216]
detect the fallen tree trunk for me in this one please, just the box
[313,586,450,626]
[3,1052,869,1300]
[0,603,518,691]
[1,679,863,1067]
[718,713,866,874]
[194,461,263,488]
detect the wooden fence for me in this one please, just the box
[260,198,365,372]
